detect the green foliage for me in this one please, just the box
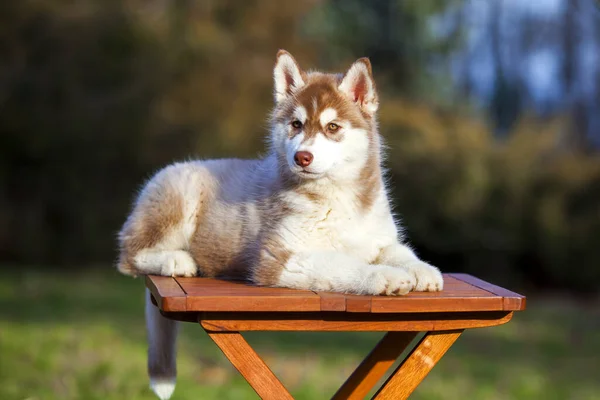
[1,268,599,399]
[304,0,463,98]
[381,101,600,291]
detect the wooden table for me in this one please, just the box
[147,273,526,399]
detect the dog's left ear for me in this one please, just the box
[338,58,378,115]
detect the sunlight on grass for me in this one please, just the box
[0,268,598,400]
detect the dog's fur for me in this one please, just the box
[117,50,443,399]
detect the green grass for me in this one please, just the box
[0,268,599,400]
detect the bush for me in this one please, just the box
[381,100,600,292]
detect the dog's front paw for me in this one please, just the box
[368,266,416,296]
[404,261,443,292]
[161,251,197,277]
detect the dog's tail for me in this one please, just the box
[146,288,178,400]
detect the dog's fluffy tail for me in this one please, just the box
[146,288,178,400]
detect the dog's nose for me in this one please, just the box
[294,151,314,167]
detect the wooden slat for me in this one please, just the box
[206,331,293,400]
[438,275,476,287]
[372,330,463,399]
[177,277,321,312]
[382,290,496,298]
[146,275,187,312]
[318,292,346,311]
[369,274,500,313]
[332,332,418,400]
[346,294,372,313]
[449,273,526,310]
[186,296,320,312]
[370,296,503,313]
[199,311,513,332]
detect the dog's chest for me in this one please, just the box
[283,198,394,262]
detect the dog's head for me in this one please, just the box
[270,50,379,184]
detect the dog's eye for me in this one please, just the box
[328,123,340,132]
[291,120,303,129]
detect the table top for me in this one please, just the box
[146,273,526,314]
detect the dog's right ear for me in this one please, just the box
[273,50,306,103]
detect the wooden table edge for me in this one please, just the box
[146,275,187,312]
[449,273,527,311]
[145,274,527,314]
[196,310,514,332]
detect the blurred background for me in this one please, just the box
[1,0,599,399]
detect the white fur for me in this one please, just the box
[271,193,440,294]
[378,244,444,291]
[334,126,372,179]
[269,179,427,297]
[134,250,197,277]
[281,121,370,180]
[278,251,416,295]
[319,108,337,126]
[286,132,306,170]
[149,380,176,400]
[293,105,307,123]
[297,134,341,176]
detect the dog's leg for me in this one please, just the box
[376,243,444,291]
[117,163,201,277]
[133,249,197,277]
[271,251,417,295]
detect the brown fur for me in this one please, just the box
[247,194,297,285]
[190,203,259,279]
[295,186,324,203]
[251,236,292,286]
[357,123,382,211]
[272,70,382,213]
[273,73,370,138]
[186,160,270,279]
[118,187,184,276]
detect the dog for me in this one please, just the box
[117,50,443,399]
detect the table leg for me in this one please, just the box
[331,332,418,400]
[372,330,463,399]
[206,331,293,400]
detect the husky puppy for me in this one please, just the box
[117,50,443,399]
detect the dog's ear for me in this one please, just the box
[338,58,378,115]
[273,50,306,103]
